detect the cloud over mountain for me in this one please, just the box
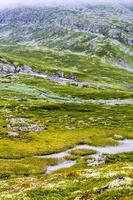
[0,0,132,9]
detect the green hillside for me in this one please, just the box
[0,3,133,200]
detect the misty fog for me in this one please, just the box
[0,0,132,9]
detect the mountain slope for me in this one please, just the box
[0,4,133,78]
[0,3,133,200]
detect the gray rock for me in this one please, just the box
[7,132,19,137]
[121,34,133,46]
[0,63,33,74]
[8,117,28,124]
[13,124,46,132]
[0,63,15,73]
[19,65,32,74]
[97,177,132,194]
[65,126,75,130]
[88,23,108,33]
[113,134,124,140]
[108,29,121,39]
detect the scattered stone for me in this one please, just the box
[78,120,85,124]
[108,29,121,39]
[97,177,133,194]
[7,118,47,132]
[65,126,75,130]
[13,124,46,132]
[113,134,124,140]
[58,72,64,78]
[121,34,133,46]
[6,123,11,129]
[97,185,109,194]
[18,65,32,74]
[64,115,69,118]
[88,154,106,167]
[117,59,126,67]
[13,62,19,66]
[7,118,28,124]
[7,132,19,137]
[88,23,108,33]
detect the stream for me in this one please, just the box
[37,139,133,174]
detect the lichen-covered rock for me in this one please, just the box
[113,134,124,140]
[121,34,133,46]
[7,132,19,137]
[13,124,46,132]
[0,63,33,74]
[0,63,16,73]
[108,29,121,39]
[97,177,133,194]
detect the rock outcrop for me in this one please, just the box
[0,63,33,74]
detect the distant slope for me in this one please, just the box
[0,4,132,98]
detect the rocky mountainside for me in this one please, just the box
[0,4,133,48]
[0,4,132,78]
[0,3,132,90]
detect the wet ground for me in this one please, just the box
[36,139,133,173]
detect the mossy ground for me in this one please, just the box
[0,47,132,199]
[0,156,132,200]
[70,149,97,156]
